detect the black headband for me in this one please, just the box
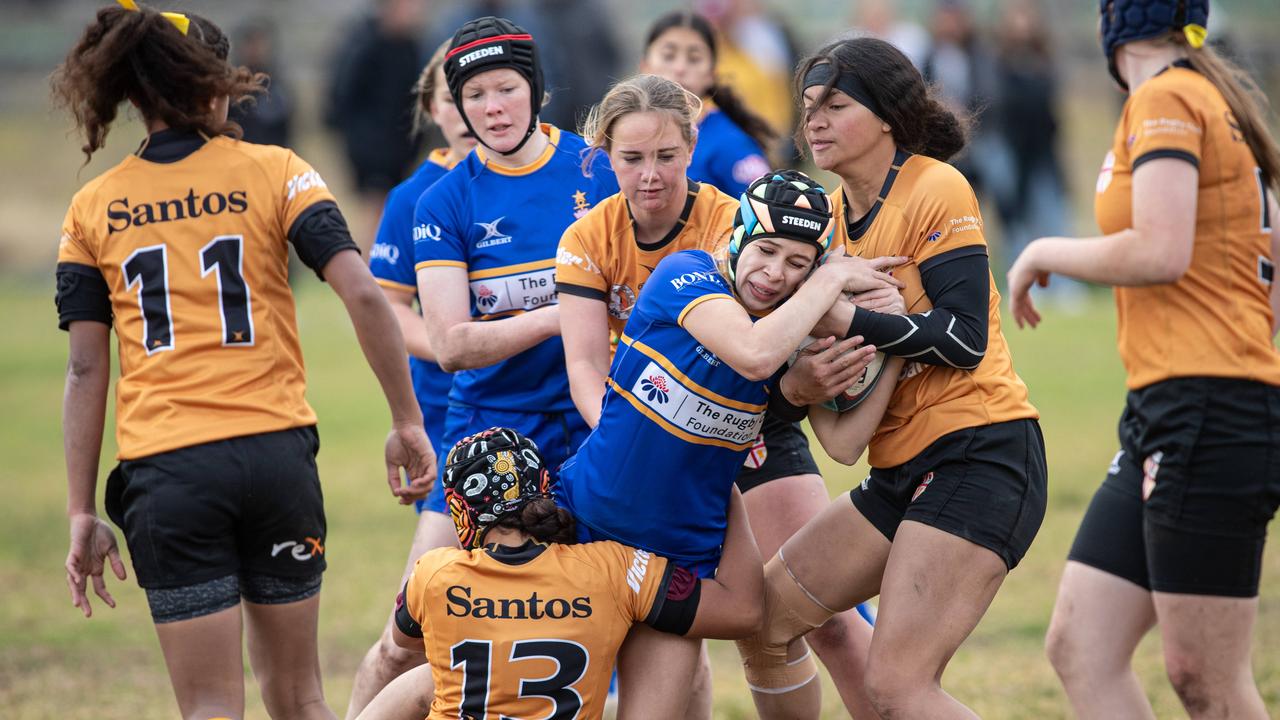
[802,63,885,121]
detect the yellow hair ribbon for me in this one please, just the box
[159,11,190,35]
[114,0,190,36]
[1184,23,1207,49]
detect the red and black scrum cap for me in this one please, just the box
[444,16,544,155]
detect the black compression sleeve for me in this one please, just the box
[56,262,113,330]
[288,201,360,280]
[394,582,423,638]
[644,563,702,636]
[766,366,809,423]
[846,246,989,369]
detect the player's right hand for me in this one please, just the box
[820,248,907,294]
[66,513,126,618]
[386,424,437,505]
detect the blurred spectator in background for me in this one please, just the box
[695,0,798,148]
[850,0,929,69]
[990,0,1079,293]
[325,0,426,250]
[228,17,293,149]
[424,0,623,135]
[922,0,997,195]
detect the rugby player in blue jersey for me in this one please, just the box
[640,11,774,198]
[346,40,478,719]
[556,170,906,716]
[413,17,618,514]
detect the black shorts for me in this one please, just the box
[735,411,821,493]
[850,418,1047,570]
[105,426,327,590]
[1069,378,1280,597]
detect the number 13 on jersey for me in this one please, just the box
[451,638,590,720]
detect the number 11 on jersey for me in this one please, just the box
[122,235,255,354]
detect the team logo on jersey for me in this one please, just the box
[607,283,636,319]
[926,230,943,243]
[474,284,499,311]
[1097,150,1116,193]
[270,536,325,561]
[742,434,768,469]
[413,223,442,242]
[910,472,935,502]
[475,217,512,248]
[640,375,670,404]
[285,170,327,201]
[572,190,592,219]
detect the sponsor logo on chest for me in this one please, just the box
[631,361,763,445]
[470,267,557,315]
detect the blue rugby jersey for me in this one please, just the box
[688,108,770,198]
[370,149,455,415]
[413,126,618,411]
[557,250,768,568]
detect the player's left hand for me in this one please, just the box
[66,513,126,618]
[386,423,437,505]
[851,286,907,315]
[1007,242,1051,329]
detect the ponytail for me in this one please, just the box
[1185,41,1280,194]
[491,497,578,545]
[51,6,265,163]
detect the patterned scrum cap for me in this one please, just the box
[727,169,836,286]
[443,427,553,548]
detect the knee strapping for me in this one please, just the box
[736,551,834,692]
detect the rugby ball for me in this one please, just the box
[790,336,889,413]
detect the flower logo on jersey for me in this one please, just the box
[474,217,512,248]
[911,472,935,502]
[607,283,637,319]
[926,230,943,243]
[474,284,499,311]
[572,190,592,219]
[640,375,670,404]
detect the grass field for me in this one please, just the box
[0,277,1276,719]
